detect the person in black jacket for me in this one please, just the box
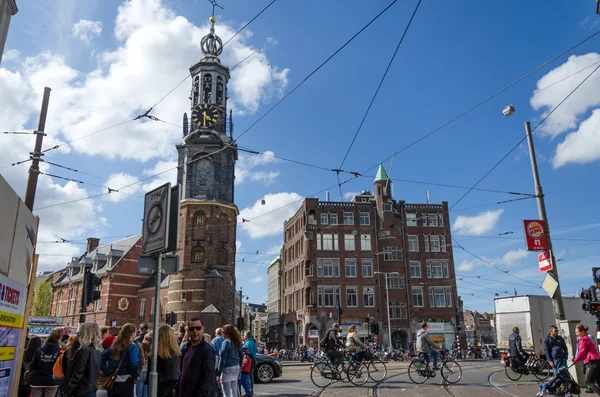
[179,318,216,397]
[58,322,102,397]
[509,327,529,367]
[146,324,181,397]
[544,325,568,376]
[30,328,62,396]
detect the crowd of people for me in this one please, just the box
[18,319,259,397]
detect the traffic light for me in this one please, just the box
[170,312,177,325]
[369,321,380,335]
[237,317,245,331]
[581,287,599,315]
[84,269,101,308]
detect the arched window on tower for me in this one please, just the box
[203,74,213,103]
[193,247,205,263]
[192,76,200,107]
[217,248,228,266]
[216,76,224,105]
[195,212,205,227]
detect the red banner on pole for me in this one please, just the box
[538,250,553,273]
[523,220,548,251]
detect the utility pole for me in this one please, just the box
[148,253,163,397]
[24,87,51,211]
[79,266,89,325]
[525,121,565,321]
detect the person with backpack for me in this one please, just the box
[320,323,345,367]
[101,323,139,397]
[238,346,252,397]
[19,336,42,397]
[416,322,441,369]
[29,328,62,396]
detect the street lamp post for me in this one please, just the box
[374,271,399,351]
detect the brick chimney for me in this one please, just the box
[86,237,100,253]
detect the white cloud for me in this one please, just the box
[344,191,360,200]
[498,249,530,267]
[71,20,103,44]
[248,276,264,283]
[239,192,303,239]
[3,49,20,62]
[452,209,504,236]
[457,259,479,272]
[530,53,600,137]
[102,173,140,202]
[141,160,178,192]
[236,151,280,185]
[553,109,600,168]
[0,0,289,163]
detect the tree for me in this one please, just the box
[32,280,53,316]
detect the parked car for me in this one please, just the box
[255,354,283,383]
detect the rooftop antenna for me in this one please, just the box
[426,190,430,204]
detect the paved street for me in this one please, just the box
[255,360,546,397]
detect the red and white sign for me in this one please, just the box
[538,250,553,273]
[523,220,548,251]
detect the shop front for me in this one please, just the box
[421,322,455,348]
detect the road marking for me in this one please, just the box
[488,370,516,397]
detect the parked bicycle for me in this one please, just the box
[408,350,462,384]
[503,352,551,381]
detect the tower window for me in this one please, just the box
[220,169,227,178]
[196,213,204,226]
[192,76,200,107]
[216,76,224,105]
[194,249,204,263]
[203,73,213,103]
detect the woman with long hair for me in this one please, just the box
[19,336,42,397]
[136,332,152,397]
[217,324,242,397]
[574,323,600,395]
[101,323,139,397]
[345,325,366,361]
[30,328,62,396]
[61,336,81,381]
[58,322,102,397]
[148,324,181,397]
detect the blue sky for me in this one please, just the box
[2,0,600,312]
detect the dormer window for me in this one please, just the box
[203,74,212,103]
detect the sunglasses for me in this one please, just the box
[188,326,203,332]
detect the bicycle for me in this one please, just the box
[503,352,551,381]
[364,350,387,382]
[310,350,355,387]
[408,350,462,384]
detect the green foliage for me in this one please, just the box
[32,280,53,317]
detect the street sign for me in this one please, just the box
[138,254,179,275]
[142,183,171,254]
[542,272,559,298]
[593,268,600,288]
[523,220,548,251]
[538,250,553,273]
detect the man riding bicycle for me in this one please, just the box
[509,326,530,367]
[416,322,441,369]
[320,323,345,367]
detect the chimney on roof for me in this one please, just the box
[87,237,100,253]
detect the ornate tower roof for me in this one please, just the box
[201,16,223,58]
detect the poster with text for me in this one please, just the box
[0,274,26,397]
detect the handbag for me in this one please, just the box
[103,352,126,390]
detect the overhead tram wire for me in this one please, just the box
[448,62,600,212]
[457,274,541,290]
[353,28,600,178]
[232,0,399,144]
[338,0,422,169]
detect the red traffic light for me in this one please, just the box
[581,290,592,300]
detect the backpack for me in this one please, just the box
[319,330,332,349]
[52,352,65,380]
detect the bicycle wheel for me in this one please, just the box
[347,362,369,386]
[408,361,428,384]
[441,360,462,384]
[310,361,334,388]
[368,359,388,382]
[533,358,551,381]
[504,363,522,381]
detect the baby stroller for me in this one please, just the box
[536,364,580,397]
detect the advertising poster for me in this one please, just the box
[0,274,27,397]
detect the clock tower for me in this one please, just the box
[167,15,238,330]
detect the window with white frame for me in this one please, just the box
[94,285,102,311]
[67,289,76,315]
[410,261,421,278]
[317,286,322,307]
[162,296,168,318]
[426,213,439,227]
[345,259,357,277]
[426,260,449,278]
[317,233,339,251]
[359,212,370,225]
[438,213,445,226]
[430,235,441,252]
[363,287,375,307]
[346,286,358,307]
[429,287,452,307]
[330,214,338,225]
[389,301,407,319]
[360,234,372,251]
[408,235,419,252]
[387,273,405,289]
[344,234,355,251]
[412,287,424,307]
[321,286,340,307]
[56,291,63,316]
[424,235,429,252]
[139,298,146,320]
[440,235,447,252]
[361,259,373,277]
[344,212,354,225]
[150,297,155,319]
[321,214,329,224]
[384,203,393,212]
[318,258,340,278]
[383,246,402,261]
[406,213,417,227]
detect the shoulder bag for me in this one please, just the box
[103,351,126,390]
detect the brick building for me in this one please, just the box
[279,164,459,349]
[463,310,496,344]
[50,235,146,329]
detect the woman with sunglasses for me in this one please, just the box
[217,325,243,397]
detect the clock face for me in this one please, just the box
[191,104,219,129]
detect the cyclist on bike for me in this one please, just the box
[320,323,345,367]
[509,326,530,367]
[416,322,441,369]
[345,325,366,361]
